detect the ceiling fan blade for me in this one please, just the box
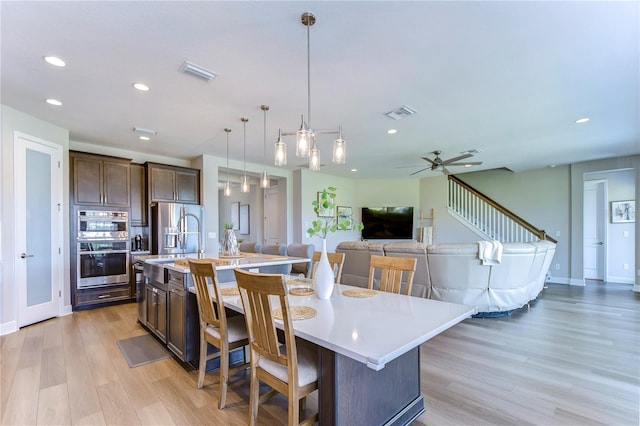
[410,167,430,176]
[447,161,483,166]
[441,166,451,175]
[420,156,437,165]
[442,153,473,165]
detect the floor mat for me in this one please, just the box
[117,334,171,368]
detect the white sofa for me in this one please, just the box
[427,241,556,314]
[336,240,556,314]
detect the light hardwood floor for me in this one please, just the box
[2,282,638,425]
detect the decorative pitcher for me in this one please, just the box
[221,229,239,256]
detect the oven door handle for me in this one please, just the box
[78,250,129,255]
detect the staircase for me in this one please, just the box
[448,175,557,243]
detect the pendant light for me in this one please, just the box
[274,12,346,171]
[274,129,287,166]
[240,117,250,193]
[224,128,232,197]
[260,105,270,188]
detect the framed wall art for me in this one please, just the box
[611,200,635,223]
[231,202,240,230]
[240,204,250,234]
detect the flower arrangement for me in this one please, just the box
[307,186,363,239]
[223,222,234,230]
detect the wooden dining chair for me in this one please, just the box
[188,259,249,409]
[233,268,319,426]
[368,254,417,296]
[310,251,345,284]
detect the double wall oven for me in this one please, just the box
[76,210,129,289]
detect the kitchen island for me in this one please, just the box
[199,280,476,425]
[139,252,310,365]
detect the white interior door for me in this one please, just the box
[14,132,63,327]
[584,180,606,281]
[264,186,280,244]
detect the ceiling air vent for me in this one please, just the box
[179,61,217,81]
[385,106,416,120]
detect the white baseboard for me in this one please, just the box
[547,275,570,285]
[606,275,635,284]
[62,305,73,316]
[569,277,586,286]
[634,284,640,293]
[1,321,18,336]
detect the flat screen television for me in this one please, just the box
[361,207,414,240]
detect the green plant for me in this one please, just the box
[307,186,363,239]
[223,222,234,230]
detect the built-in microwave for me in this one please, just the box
[77,210,128,240]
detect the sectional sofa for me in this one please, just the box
[335,240,556,315]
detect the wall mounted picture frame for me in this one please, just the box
[611,200,635,223]
[231,202,240,230]
[317,192,334,217]
[239,204,250,234]
[337,206,352,219]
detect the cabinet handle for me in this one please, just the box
[98,294,111,299]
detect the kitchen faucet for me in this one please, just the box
[179,207,204,258]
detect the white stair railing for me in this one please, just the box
[448,176,555,243]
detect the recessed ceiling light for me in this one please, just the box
[45,98,62,106]
[464,164,472,168]
[132,82,150,91]
[350,168,358,172]
[133,126,158,136]
[575,117,590,124]
[387,129,397,134]
[138,136,150,141]
[44,56,66,67]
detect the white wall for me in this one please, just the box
[1,105,70,332]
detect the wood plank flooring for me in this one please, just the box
[2,282,638,425]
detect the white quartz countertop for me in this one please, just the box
[192,281,476,371]
[142,252,309,273]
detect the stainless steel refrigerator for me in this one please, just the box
[151,202,205,255]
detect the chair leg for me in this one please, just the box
[218,343,229,410]
[289,394,300,426]
[248,361,259,426]
[197,330,207,389]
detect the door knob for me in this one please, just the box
[20,253,34,258]
[597,242,604,245]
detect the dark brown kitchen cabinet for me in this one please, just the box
[145,283,167,343]
[130,163,147,226]
[146,162,200,204]
[71,151,131,207]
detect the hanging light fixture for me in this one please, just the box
[224,128,232,197]
[260,105,270,188]
[241,117,250,193]
[274,129,287,166]
[275,12,346,171]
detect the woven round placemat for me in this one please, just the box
[220,287,240,296]
[342,289,377,298]
[289,287,314,296]
[272,306,316,320]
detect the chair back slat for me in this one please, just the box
[234,269,294,369]
[310,251,345,283]
[368,254,417,296]
[189,260,222,329]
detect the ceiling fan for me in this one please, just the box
[410,150,482,176]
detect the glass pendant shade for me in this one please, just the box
[309,146,321,171]
[296,124,311,157]
[224,128,232,197]
[333,136,346,164]
[260,170,270,188]
[241,175,250,193]
[274,129,287,166]
[224,180,231,197]
[260,104,270,188]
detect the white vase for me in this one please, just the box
[314,239,334,300]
